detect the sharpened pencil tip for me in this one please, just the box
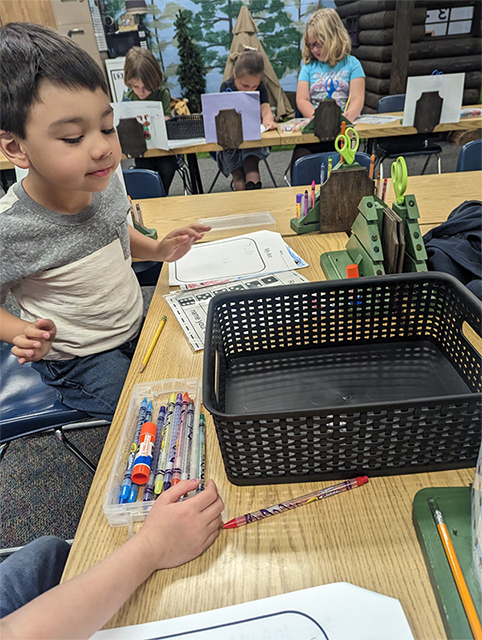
[139,364,146,373]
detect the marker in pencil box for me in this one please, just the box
[180,399,195,482]
[171,392,190,487]
[188,405,201,497]
[119,398,149,503]
[320,163,325,185]
[162,392,184,492]
[198,414,206,492]
[154,392,177,495]
[143,406,165,501]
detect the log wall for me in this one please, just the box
[335,0,482,112]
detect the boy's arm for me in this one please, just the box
[128,223,210,263]
[0,308,56,364]
[0,479,224,640]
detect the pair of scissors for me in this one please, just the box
[334,127,359,165]
[326,77,339,99]
[431,69,443,75]
[391,156,408,204]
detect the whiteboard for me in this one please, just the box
[105,57,128,102]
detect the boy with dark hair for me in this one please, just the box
[0,23,210,421]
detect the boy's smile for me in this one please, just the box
[16,82,121,213]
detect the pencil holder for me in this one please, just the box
[203,273,481,486]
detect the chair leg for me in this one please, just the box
[283,162,291,187]
[263,159,277,188]
[0,441,10,463]
[54,428,97,475]
[208,169,221,193]
[437,154,442,174]
[421,154,433,175]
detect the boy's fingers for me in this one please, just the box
[12,337,41,349]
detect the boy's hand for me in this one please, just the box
[263,121,278,131]
[11,318,56,364]
[158,223,210,263]
[137,479,224,570]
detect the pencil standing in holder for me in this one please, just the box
[328,156,333,177]
[320,162,325,185]
[381,178,388,202]
[376,170,381,198]
[369,154,375,180]
[135,202,144,227]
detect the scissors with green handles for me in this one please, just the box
[334,127,359,165]
[391,156,408,204]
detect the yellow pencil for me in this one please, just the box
[343,94,351,115]
[139,316,167,373]
[428,498,482,640]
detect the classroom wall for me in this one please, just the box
[120,0,336,97]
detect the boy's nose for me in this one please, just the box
[91,135,113,159]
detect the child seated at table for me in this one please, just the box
[0,22,210,422]
[217,49,277,191]
[122,46,178,195]
[291,8,365,176]
[0,478,224,639]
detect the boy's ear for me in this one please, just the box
[0,131,31,169]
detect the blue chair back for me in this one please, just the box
[0,341,89,442]
[123,168,166,199]
[377,94,405,113]
[292,151,372,187]
[456,139,482,172]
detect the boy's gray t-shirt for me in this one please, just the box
[0,173,144,360]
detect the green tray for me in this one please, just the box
[413,487,482,640]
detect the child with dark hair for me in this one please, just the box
[217,49,277,190]
[0,23,210,421]
[122,46,177,194]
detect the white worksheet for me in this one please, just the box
[92,582,415,640]
[165,270,309,351]
[169,230,308,287]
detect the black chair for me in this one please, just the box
[0,341,108,474]
[123,168,165,287]
[456,139,482,172]
[292,151,372,186]
[375,94,442,179]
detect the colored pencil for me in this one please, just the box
[223,476,369,529]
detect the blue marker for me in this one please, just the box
[143,406,165,501]
[119,398,150,503]
[126,400,153,503]
[320,162,325,185]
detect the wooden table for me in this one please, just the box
[62,174,479,639]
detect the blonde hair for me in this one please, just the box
[302,9,351,67]
[124,47,163,93]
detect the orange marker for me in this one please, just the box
[369,153,375,179]
[428,498,482,640]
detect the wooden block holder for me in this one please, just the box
[320,192,428,279]
[301,100,351,140]
[215,109,244,150]
[290,161,375,235]
[413,91,443,134]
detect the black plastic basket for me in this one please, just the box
[203,272,482,486]
[166,115,204,140]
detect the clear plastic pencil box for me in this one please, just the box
[103,377,202,527]
[198,211,276,240]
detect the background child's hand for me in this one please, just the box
[158,223,210,263]
[137,479,224,570]
[263,121,278,131]
[11,318,56,364]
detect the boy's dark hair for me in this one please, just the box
[124,47,163,94]
[0,22,108,138]
[233,49,264,79]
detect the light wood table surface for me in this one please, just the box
[62,175,478,639]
